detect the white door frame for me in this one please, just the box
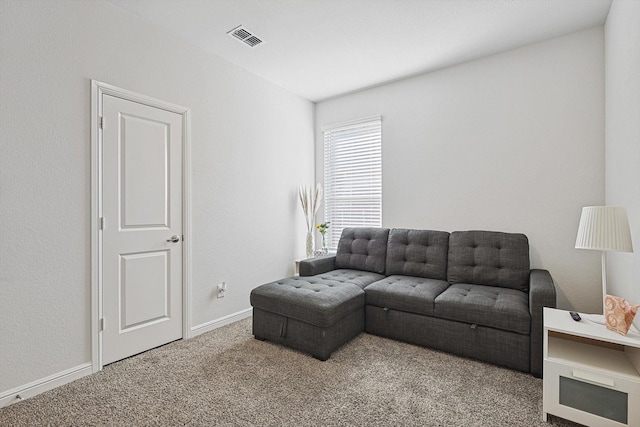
[90,80,192,372]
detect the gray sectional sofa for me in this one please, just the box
[250,227,556,377]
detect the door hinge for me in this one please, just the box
[99,217,105,230]
[99,116,104,130]
[99,318,105,331]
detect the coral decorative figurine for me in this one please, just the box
[604,294,639,335]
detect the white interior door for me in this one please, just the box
[101,94,183,365]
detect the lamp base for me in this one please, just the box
[601,251,607,315]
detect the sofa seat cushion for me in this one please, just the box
[250,270,383,328]
[365,275,450,316]
[434,283,530,334]
[315,269,386,290]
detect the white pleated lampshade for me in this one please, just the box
[575,206,633,252]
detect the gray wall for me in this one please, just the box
[0,0,314,395]
[605,0,640,307]
[316,28,606,313]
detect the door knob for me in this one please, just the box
[167,235,180,243]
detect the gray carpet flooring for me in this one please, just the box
[0,318,582,426]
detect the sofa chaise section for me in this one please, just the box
[250,228,389,360]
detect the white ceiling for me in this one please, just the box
[109,0,613,102]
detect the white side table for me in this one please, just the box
[543,307,640,426]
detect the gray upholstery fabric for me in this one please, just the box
[299,255,336,276]
[365,275,450,316]
[253,307,364,361]
[434,283,530,334]
[335,228,390,274]
[251,226,556,375]
[448,231,530,292]
[314,269,385,290]
[366,306,530,373]
[529,269,557,378]
[250,277,364,328]
[385,229,450,280]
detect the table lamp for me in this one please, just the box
[575,206,633,314]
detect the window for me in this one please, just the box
[323,116,382,249]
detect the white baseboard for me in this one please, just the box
[0,362,93,408]
[0,310,253,408]
[190,307,252,337]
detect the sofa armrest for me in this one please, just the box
[529,269,557,377]
[299,255,336,276]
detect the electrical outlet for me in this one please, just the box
[217,282,226,298]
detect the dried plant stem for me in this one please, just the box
[298,184,322,232]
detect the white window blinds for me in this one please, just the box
[323,116,382,249]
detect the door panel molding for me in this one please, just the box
[90,80,192,372]
[119,250,170,330]
[119,112,170,228]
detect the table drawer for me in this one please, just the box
[544,359,640,427]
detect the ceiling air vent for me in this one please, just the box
[228,25,263,48]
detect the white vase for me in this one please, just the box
[306,230,315,258]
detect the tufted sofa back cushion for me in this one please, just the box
[385,229,450,280]
[336,227,390,274]
[447,231,530,292]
